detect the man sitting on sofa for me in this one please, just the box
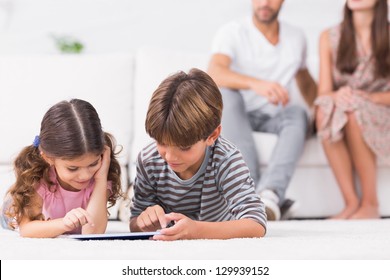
[207,0,317,220]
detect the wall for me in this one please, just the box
[0,0,344,58]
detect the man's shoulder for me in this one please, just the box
[218,16,251,32]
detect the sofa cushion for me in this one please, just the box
[254,133,329,166]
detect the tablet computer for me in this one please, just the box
[65,231,160,241]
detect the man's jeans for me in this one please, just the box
[220,88,308,205]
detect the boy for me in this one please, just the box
[130,68,266,240]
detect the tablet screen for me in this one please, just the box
[64,231,160,240]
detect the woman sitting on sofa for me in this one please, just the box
[315,0,390,219]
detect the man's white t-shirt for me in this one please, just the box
[211,16,308,115]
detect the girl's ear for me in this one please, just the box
[206,125,221,146]
[40,151,54,165]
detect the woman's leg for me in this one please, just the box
[316,109,359,219]
[344,112,379,219]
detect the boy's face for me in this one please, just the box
[156,126,221,180]
[157,140,209,180]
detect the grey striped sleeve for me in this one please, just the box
[130,151,157,218]
[216,148,267,229]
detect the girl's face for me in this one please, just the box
[347,0,378,11]
[51,153,102,191]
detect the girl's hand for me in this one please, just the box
[94,145,111,183]
[137,205,167,232]
[63,207,94,231]
[153,212,197,241]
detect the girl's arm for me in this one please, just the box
[153,213,265,241]
[18,194,94,238]
[18,193,65,238]
[82,146,111,234]
[19,208,94,238]
[19,219,72,238]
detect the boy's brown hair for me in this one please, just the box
[145,68,223,147]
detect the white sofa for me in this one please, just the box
[0,0,389,220]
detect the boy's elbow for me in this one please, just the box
[256,224,266,238]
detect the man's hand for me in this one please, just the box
[249,79,289,105]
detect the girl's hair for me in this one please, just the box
[145,68,223,147]
[337,0,390,78]
[6,99,122,227]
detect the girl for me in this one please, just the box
[1,99,122,237]
[315,0,390,219]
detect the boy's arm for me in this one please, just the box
[153,213,265,240]
[156,150,266,240]
[129,152,161,231]
[129,216,140,232]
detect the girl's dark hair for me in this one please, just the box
[337,0,390,78]
[6,99,122,227]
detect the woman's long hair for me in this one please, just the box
[337,0,390,78]
[6,99,123,227]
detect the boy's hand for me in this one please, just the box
[63,207,94,231]
[137,205,167,231]
[94,145,111,183]
[153,212,197,241]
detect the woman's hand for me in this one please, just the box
[153,212,197,241]
[334,86,354,110]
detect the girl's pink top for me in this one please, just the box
[36,167,111,233]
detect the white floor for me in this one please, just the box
[1,219,389,260]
